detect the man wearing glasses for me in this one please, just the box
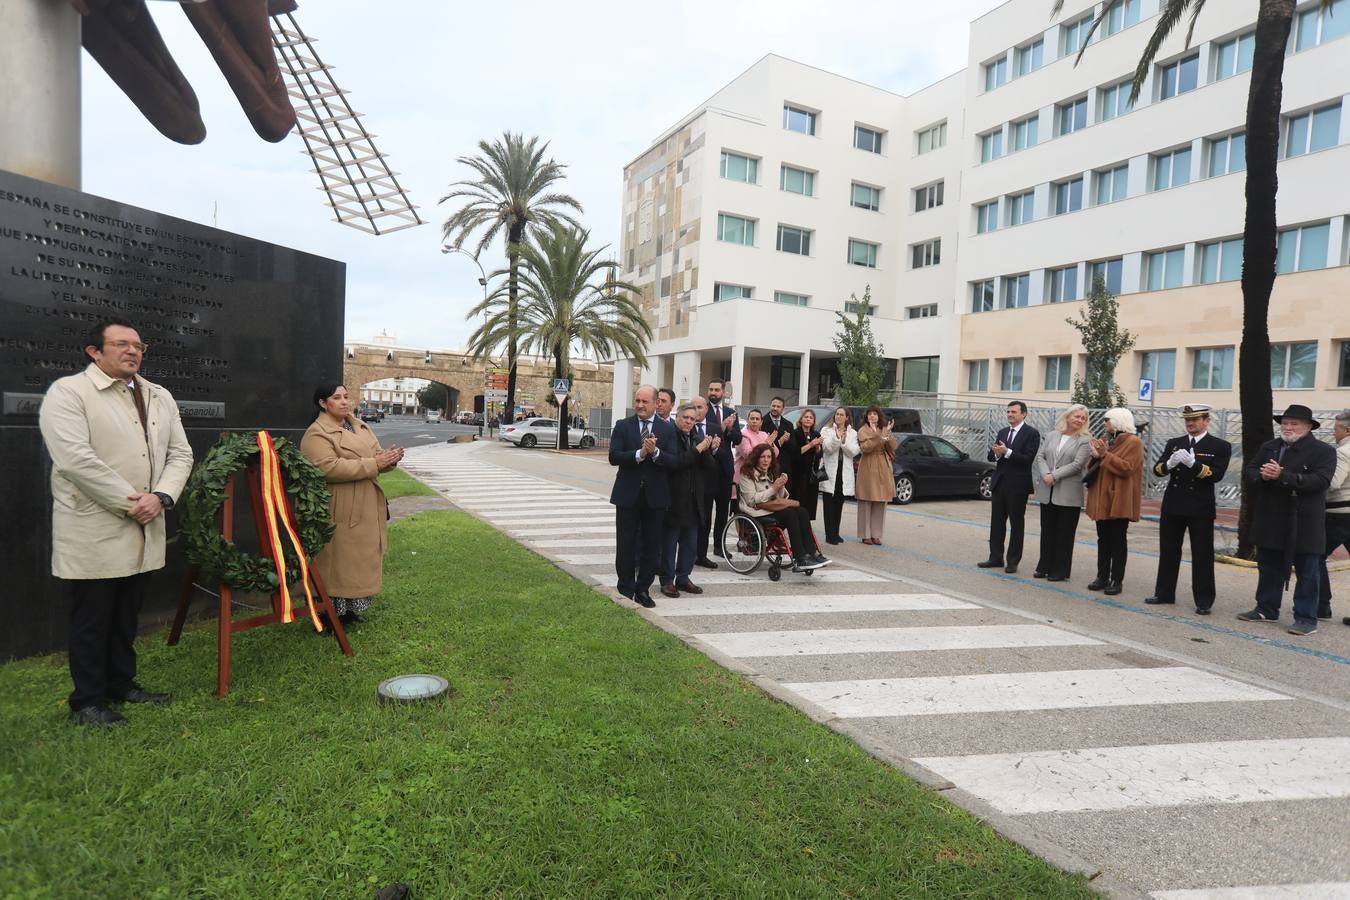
[39,318,194,726]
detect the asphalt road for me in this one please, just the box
[400,439,1350,898]
[367,416,481,449]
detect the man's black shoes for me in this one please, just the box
[112,686,171,704]
[633,591,656,609]
[1195,607,1212,615]
[1087,579,1108,591]
[694,558,719,570]
[1103,581,1123,596]
[1004,564,1018,574]
[1145,596,1176,605]
[976,559,1004,569]
[70,705,128,727]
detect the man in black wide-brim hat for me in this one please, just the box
[1238,404,1337,636]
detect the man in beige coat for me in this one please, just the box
[38,319,194,727]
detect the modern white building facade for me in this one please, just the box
[612,0,1350,412]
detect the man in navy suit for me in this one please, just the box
[702,378,741,561]
[609,385,676,608]
[978,400,1041,574]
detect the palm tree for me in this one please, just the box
[1054,0,1328,555]
[466,223,650,449]
[440,132,583,425]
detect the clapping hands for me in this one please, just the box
[1166,448,1195,470]
[376,446,405,471]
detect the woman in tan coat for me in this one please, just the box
[1085,407,1144,595]
[301,383,404,624]
[855,406,897,545]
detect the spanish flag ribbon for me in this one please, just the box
[256,431,323,630]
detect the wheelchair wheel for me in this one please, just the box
[721,514,766,575]
[767,563,781,582]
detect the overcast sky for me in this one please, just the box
[81,0,1005,351]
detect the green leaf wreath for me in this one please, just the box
[180,432,335,594]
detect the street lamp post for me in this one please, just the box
[441,245,494,435]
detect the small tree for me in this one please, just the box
[833,286,885,405]
[416,382,451,413]
[1065,274,1135,408]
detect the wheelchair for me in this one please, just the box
[720,512,814,582]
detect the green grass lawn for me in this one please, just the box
[0,509,1096,899]
[378,467,439,499]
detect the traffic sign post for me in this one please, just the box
[551,377,570,450]
[1139,377,1156,464]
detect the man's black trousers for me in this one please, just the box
[67,572,149,710]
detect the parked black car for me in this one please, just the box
[358,407,384,422]
[891,433,993,504]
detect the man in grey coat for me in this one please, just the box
[39,319,194,726]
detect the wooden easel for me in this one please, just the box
[167,458,353,697]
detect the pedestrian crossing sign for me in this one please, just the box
[551,377,570,394]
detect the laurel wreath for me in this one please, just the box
[180,432,335,594]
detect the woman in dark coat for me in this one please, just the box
[784,408,825,522]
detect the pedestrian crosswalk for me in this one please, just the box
[401,444,1350,897]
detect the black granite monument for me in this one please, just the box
[1,168,345,660]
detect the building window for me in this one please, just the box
[906,303,939,319]
[719,150,759,183]
[716,213,755,246]
[1141,350,1177,391]
[844,300,877,316]
[1102,0,1141,36]
[1277,221,1331,272]
[1296,0,1350,51]
[1208,132,1247,177]
[1152,146,1193,191]
[1158,53,1200,100]
[783,104,817,135]
[1098,78,1135,121]
[1048,265,1079,302]
[980,129,1004,162]
[1008,190,1035,226]
[1199,237,1244,284]
[902,356,941,393]
[914,181,944,211]
[911,239,940,269]
[1339,341,1350,386]
[1146,247,1186,291]
[780,165,815,196]
[854,124,884,153]
[1061,13,1095,56]
[776,224,813,256]
[1094,164,1129,204]
[1214,31,1255,80]
[770,354,801,389]
[1015,39,1044,77]
[967,359,990,392]
[1002,273,1030,309]
[849,238,880,268]
[714,283,753,302]
[1000,358,1025,392]
[984,56,1008,91]
[1192,346,1235,390]
[1011,114,1040,151]
[1044,355,1072,391]
[1053,177,1084,215]
[1271,341,1319,389]
[852,182,882,211]
[972,280,996,313]
[1057,96,1088,136]
[917,121,947,154]
[774,291,810,307]
[1285,103,1342,157]
[976,200,1000,234]
[1089,257,1124,295]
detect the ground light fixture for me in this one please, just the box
[376,674,450,704]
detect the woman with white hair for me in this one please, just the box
[1032,404,1092,581]
[1085,407,1144,595]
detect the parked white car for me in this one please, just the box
[424,410,442,423]
[499,417,596,449]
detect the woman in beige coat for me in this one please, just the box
[300,383,404,624]
[855,405,897,545]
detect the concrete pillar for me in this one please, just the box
[0,0,81,189]
[797,349,811,405]
[611,357,635,414]
[728,345,746,407]
[671,350,701,406]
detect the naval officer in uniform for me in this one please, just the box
[1145,404,1233,614]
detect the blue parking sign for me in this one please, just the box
[1138,378,1154,402]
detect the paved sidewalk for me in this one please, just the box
[403,440,1350,899]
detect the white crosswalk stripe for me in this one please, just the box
[588,568,887,586]
[527,538,617,548]
[509,526,616,537]
[1151,885,1350,899]
[695,624,1101,657]
[655,593,978,617]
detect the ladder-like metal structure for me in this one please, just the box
[269,11,425,236]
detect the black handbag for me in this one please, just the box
[1082,457,1101,488]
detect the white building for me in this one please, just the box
[613,0,1350,412]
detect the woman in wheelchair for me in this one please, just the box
[737,443,831,572]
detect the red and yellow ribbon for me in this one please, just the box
[256,431,322,630]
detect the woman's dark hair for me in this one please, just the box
[862,405,886,428]
[312,382,345,414]
[744,442,779,479]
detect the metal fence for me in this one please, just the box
[887,393,1344,509]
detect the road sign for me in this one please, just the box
[485,388,506,401]
[1138,378,1154,402]
[550,377,570,394]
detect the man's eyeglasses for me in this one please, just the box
[105,340,149,354]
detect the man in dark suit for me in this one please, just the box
[703,379,741,560]
[1146,404,1233,614]
[690,395,723,569]
[660,403,718,597]
[978,400,1040,574]
[609,385,676,608]
[766,396,793,453]
[655,387,676,427]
